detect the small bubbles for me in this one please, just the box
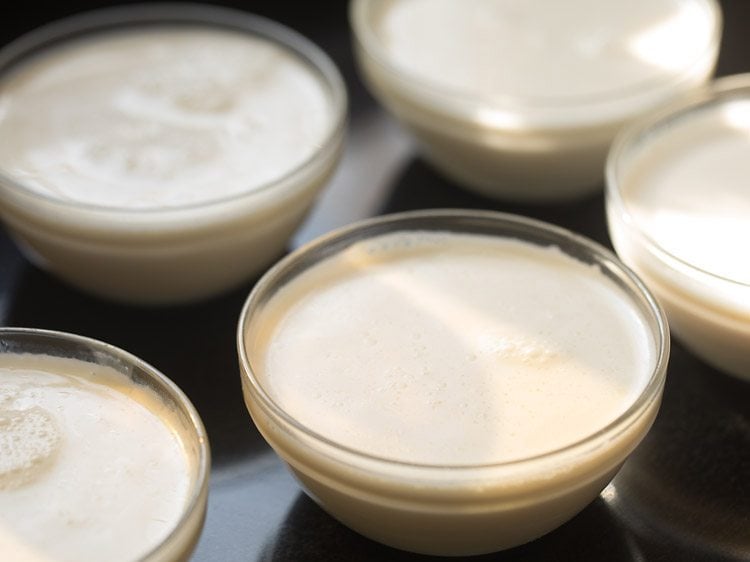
[0,406,62,490]
[489,335,558,366]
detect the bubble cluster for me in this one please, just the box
[495,336,558,365]
[0,405,61,490]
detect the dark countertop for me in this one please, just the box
[1,1,748,560]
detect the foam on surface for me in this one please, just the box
[252,231,655,465]
[0,27,332,209]
[0,354,193,562]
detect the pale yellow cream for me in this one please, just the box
[0,354,193,562]
[252,231,655,465]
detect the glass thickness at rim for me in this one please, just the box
[0,326,211,562]
[606,73,750,289]
[0,2,347,217]
[238,209,670,473]
[350,0,722,112]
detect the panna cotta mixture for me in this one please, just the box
[0,17,344,303]
[618,100,750,283]
[351,0,719,199]
[609,87,750,378]
[0,354,193,561]
[0,27,332,209]
[373,0,714,115]
[240,218,667,555]
[251,231,656,465]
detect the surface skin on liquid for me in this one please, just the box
[253,231,655,465]
[622,101,750,284]
[0,354,192,562]
[0,27,332,209]
[374,0,714,100]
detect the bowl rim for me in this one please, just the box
[606,72,750,289]
[0,326,211,561]
[349,0,722,116]
[0,2,347,217]
[237,209,670,475]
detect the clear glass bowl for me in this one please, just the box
[0,327,210,561]
[0,4,347,304]
[237,209,669,555]
[606,74,750,380]
[350,0,721,202]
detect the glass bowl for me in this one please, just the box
[237,209,669,555]
[606,74,750,380]
[350,0,721,202]
[0,4,347,304]
[0,327,210,561]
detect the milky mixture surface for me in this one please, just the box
[373,0,714,100]
[252,232,655,465]
[0,354,192,561]
[622,100,750,284]
[0,27,332,209]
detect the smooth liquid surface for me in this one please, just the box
[0,27,332,209]
[621,100,750,284]
[0,354,192,562]
[252,232,655,465]
[373,0,714,101]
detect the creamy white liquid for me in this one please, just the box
[622,101,750,283]
[253,232,654,465]
[0,27,332,208]
[610,93,750,378]
[353,0,718,200]
[374,0,713,105]
[0,354,192,561]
